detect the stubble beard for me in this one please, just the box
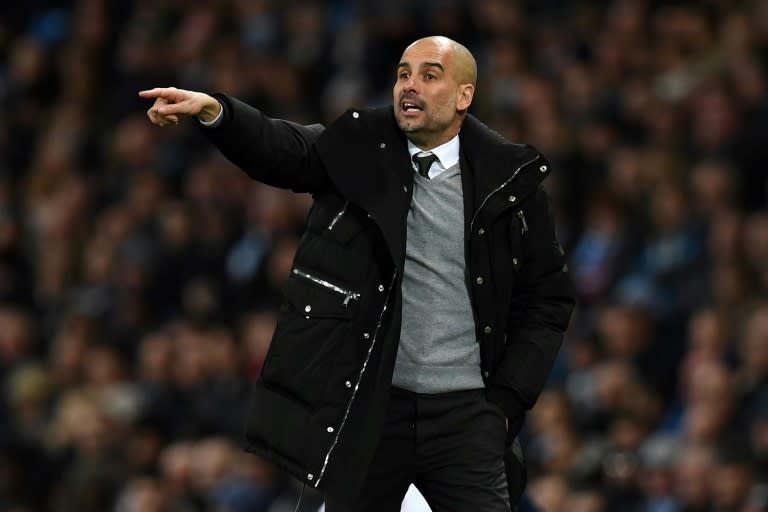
[398,114,450,148]
[396,112,423,132]
[398,120,430,146]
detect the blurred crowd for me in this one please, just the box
[0,0,767,511]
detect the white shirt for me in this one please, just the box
[407,135,460,180]
[199,103,225,126]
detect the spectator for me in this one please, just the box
[0,1,765,510]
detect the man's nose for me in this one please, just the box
[403,76,418,92]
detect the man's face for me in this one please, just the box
[393,40,472,148]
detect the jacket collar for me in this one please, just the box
[323,106,549,199]
[313,107,550,265]
[458,114,549,207]
[314,107,413,266]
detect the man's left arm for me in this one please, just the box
[487,187,575,430]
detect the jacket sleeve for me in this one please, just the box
[489,187,575,420]
[200,94,330,193]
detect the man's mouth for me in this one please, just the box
[401,99,424,112]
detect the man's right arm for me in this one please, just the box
[139,87,329,193]
[202,94,328,193]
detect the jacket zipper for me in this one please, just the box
[314,271,397,487]
[469,155,539,233]
[517,210,528,234]
[327,201,349,231]
[292,268,361,306]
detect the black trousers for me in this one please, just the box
[326,387,511,512]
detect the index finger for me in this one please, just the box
[138,88,175,99]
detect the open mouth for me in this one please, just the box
[401,99,424,113]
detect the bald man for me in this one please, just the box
[141,36,573,512]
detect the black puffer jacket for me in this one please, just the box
[203,95,575,506]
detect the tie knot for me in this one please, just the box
[412,153,438,179]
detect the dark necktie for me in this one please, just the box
[413,153,438,179]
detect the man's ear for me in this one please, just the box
[457,84,475,111]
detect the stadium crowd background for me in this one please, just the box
[1,0,768,511]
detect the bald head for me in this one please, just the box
[393,35,477,149]
[405,36,477,87]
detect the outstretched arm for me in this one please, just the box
[139,88,329,193]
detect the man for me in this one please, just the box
[141,36,574,512]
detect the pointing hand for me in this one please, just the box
[139,87,222,126]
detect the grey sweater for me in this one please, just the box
[392,162,484,393]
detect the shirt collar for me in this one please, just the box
[407,134,461,171]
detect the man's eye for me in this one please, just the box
[399,72,409,80]
[425,73,436,80]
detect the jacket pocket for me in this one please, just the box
[260,269,360,407]
[515,210,528,235]
[286,267,361,316]
[293,231,369,286]
[507,211,525,272]
[307,197,365,245]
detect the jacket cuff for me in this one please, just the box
[198,101,225,127]
[197,93,234,131]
